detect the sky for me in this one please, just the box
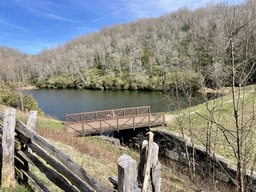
[0,0,241,55]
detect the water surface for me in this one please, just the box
[26,89,170,121]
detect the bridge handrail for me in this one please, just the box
[65,112,165,135]
[66,106,151,123]
[65,112,164,124]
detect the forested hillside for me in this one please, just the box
[1,1,256,91]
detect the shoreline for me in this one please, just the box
[15,85,38,90]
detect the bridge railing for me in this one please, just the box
[65,109,165,135]
[65,106,151,123]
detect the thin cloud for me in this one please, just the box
[29,8,82,23]
[45,13,80,22]
[109,7,124,16]
[14,0,79,23]
[78,7,124,28]
[123,0,243,19]
[0,19,30,32]
[13,0,55,12]
[91,8,124,23]
[122,0,214,19]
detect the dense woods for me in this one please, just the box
[1,1,256,92]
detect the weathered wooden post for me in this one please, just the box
[118,154,137,192]
[1,108,16,188]
[27,110,37,132]
[26,110,37,169]
[111,131,161,192]
[138,132,161,192]
[142,132,154,191]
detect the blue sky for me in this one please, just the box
[0,0,239,55]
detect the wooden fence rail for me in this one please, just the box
[0,108,111,192]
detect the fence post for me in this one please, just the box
[27,110,37,171]
[118,154,137,192]
[112,132,161,192]
[138,132,161,192]
[1,108,16,188]
[27,110,37,132]
[142,132,154,191]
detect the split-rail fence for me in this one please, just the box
[0,108,111,192]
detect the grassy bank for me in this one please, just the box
[166,85,256,165]
[35,116,198,191]
[0,104,200,191]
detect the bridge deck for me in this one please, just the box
[64,106,165,136]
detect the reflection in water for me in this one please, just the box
[25,89,169,121]
[25,89,203,121]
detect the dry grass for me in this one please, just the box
[36,126,136,187]
[36,125,201,191]
[0,103,201,191]
[166,86,256,164]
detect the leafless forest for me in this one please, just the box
[1,1,256,92]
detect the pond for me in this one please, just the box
[25,89,174,121]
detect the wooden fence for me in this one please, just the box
[0,108,111,192]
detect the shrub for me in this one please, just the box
[103,72,115,89]
[130,73,149,90]
[84,68,104,89]
[0,91,43,113]
[23,94,38,110]
[32,77,47,88]
[1,91,19,108]
[149,76,164,90]
[164,70,203,92]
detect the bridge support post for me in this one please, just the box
[148,114,151,128]
[133,117,135,130]
[1,108,16,189]
[100,120,102,134]
[117,118,119,132]
[82,122,85,137]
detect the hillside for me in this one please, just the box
[1,1,256,91]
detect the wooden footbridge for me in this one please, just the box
[64,106,165,136]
